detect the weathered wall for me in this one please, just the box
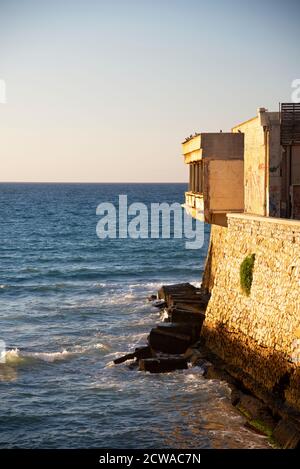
[208,159,244,212]
[233,117,266,216]
[232,111,283,218]
[201,224,227,293]
[268,116,282,218]
[202,214,300,411]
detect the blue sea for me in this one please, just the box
[0,183,269,448]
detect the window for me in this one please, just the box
[189,162,203,193]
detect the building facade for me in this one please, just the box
[183,104,300,224]
[182,132,244,226]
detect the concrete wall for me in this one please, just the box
[268,116,282,217]
[208,159,244,211]
[232,110,283,218]
[233,117,266,216]
[202,214,300,411]
[200,133,244,160]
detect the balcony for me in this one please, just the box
[182,132,245,226]
[183,191,204,221]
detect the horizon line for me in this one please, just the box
[0,181,188,184]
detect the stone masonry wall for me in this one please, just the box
[202,214,300,411]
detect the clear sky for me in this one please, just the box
[0,0,299,182]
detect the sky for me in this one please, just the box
[0,0,299,182]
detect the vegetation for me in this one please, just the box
[237,404,278,447]
[240,254,255,296]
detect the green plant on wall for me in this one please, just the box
[240,254,255,296]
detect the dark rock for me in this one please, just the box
[152,299,167,309]
[134,346,153,360]
[147,295,157,302]
[156,322,200,341]
[196,359,215,375]
[184,347,207,365]
[172,302,206,313]
[273,418,300,448]
[238,394,276,428]
[148,327,194,354]
[114,352,136,365]
[114,346,153,364]
[139,357,188,373]
[158,283,196,301]
[169,308,205,327]
[244,421,268,436]
[231,389,241,406]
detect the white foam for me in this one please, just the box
[3,342,108,365]
[4,348,22,363]
[160,309,169,321]
[27,349,72,362]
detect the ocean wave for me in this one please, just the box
[2,342,108,365]
[2,348,74,364]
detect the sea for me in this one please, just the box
[0,183,270,448]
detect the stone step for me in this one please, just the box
[158,283,197,301]
[114,346,153,365]
[169,297,209,308]
[169,308,205,326]
[148,327,194,354]
[156,323,201,342]
[171,302,206,313]
[139,357,188,373]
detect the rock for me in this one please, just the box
[152,299,167,309]
[148,327,194,354]
[196,359,215,374]
[273,418,300,448]
[114,346,153,364]
[157,323,199,342]
[172,302,206,313]
[158,283,196,301]
[134,346,153,360]
[113,352,136,365]
[169,297,208,307]
[244,421,268,436]
[184,347,207,365]
[231,389,241,406]
[139,357,188,373]
[147,295,157,302]
[169,308,205,327]
[237,394,276,429]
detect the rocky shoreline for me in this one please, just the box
[114,282,300,449]
[114,283,207,372]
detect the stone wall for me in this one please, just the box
[202,214,300,411]
[232,110,282,218]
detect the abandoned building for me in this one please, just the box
[182,103,300,225]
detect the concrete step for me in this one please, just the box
[148,327,194,354]
[169,308,205,326]
[156,323,201,342]
[114,346,153,365]
[158,283,197,301]
[139,357,188,373]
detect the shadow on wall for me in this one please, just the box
[202,321,300,414]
